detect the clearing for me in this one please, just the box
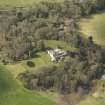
[79,12,105,46]
[6,40,76,77]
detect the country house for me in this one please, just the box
[47,48,67,62]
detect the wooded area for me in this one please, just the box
[10,0,105,94]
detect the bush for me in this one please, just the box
[2,59,9,65]
[27,61,35,67]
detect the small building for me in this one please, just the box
[47,49,67,62]
[101,74,105,80]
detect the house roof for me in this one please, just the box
[47,49,67,61]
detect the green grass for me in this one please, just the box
[0,65,57,105]
[6,52,53,77]
[45,40,77,51]
[0,0,64,7]
[95,80,105,86]
[79,12,105,46]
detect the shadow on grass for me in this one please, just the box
[81,11,105,20]
[0,67,17,94]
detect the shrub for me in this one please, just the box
[27,61,35,67]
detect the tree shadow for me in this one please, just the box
[81,11,105,20]
[0,67,17,94]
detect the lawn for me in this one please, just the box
[79,12,105,46]
[45,40,77,51]
[6,51,53,77]
[0,65,57,105]
[0,0,64,7]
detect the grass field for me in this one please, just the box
[79,12,105,46]
[0,65,57,105]
[0,0,64,7]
